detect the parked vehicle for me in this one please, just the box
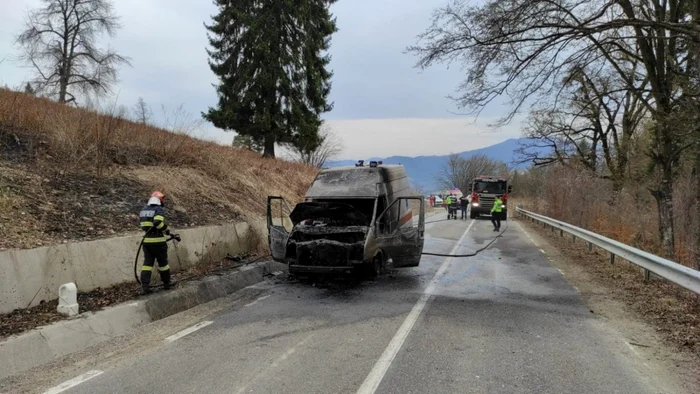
[267,161,425,277]
[468,176,512,219]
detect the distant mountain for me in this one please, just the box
[326,138,549,192]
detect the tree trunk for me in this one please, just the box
[694,164,700,270]
[262,134,276,158]
[651,170,676,258]
[692,0,700,270]
[58,66,68,103]
[694,135,700,270]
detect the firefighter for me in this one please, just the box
[139,191,179,294]
[444,194,453,217]
[490,194,504,232]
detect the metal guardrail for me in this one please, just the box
[515,206,700,295]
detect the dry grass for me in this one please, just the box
[519,166,696,269]
[0,88,317,249]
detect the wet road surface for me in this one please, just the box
[23,217,684,394]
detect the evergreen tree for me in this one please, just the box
[204,0,337,158]
[24,83,35,95]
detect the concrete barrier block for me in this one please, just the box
[0,219,261,314]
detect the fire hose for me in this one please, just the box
[134,230,271,288]
[420,214,509,258]
[133,230,180,286]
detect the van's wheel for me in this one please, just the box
[470,212,477,219]
[366,255,382,278]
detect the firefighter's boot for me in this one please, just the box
[160,269,173,290]
[140,269,153,294]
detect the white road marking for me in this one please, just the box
[573,286,580,292]
[245,294,272,307]
[356,220,476,394]
[515,221,539,246]
[164,321,213,343]
[625,342,640,355]
[43,370,103,394]
[246,284,270,290]
[540,249,546,254]
[557,268,565,276]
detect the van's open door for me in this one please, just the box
[375,197,425,267]
[267,196,292,262]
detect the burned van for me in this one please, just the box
[267,162,425,276]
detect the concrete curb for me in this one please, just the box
[0,259,287,380]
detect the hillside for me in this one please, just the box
[328,139,549,191]
[0,89,317,250]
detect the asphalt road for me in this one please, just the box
[35,216,682,394]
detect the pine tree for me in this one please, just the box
[204,0,337,158]
[24,83,35,95]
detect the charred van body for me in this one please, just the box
[267,163,425,276]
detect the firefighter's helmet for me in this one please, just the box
[148,191,165,206]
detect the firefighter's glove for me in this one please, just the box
[165,229,171,236]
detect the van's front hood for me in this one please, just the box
[290,202,369,226]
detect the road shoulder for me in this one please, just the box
[515,218,699,394]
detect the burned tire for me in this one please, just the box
[365,255,382,278]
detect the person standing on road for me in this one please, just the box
[139,191,179,294]
[490,194,504,231]
[459,195,469,220]
[444,194,452,210]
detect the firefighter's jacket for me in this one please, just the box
[139,204,169,243]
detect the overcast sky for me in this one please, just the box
[0,0,522,159]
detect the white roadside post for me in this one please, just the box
[57,283,79,317]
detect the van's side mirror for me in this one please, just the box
[508,185,513,193]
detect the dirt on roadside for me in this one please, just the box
[0,253,265,340]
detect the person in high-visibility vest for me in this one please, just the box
[444,195,454,208]
[490,195,504,231]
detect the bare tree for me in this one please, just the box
[518,64,649,192]
[438,154,509,194]
[286,124,343,168]
[409,0,700,257]
[132,97,152,124]
[16,0,131,104]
